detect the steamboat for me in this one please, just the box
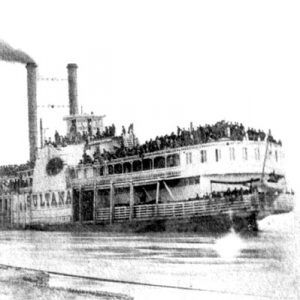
[0,63,294,232]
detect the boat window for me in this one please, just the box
[98,189,110,207]
[200,150,207,163]
[93,166,99,177]
[215,149,221,162]
[142,158,152,170]
[275,150,278,162]
[99,166,104,176]
[167,154,180,167]
[69,168,76,179]
[242,147,248,160]
[229,147,235,160]
[133,160,142,172]
[114,164,122,174]
[108,165,114,175]
[154,156,165,169]
[186,152,192,165]
[123,162,132,173]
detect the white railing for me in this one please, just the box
[95,208,110,222]
[114,206,130,222]
[95,195,256,223]
[72,166,182,186]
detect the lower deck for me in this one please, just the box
[0,184,293,231]
[94,194,258,225]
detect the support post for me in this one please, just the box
[155,181,160,216]
[93,184,97,224]
[1,197,3,227]
[8,197,11,226]
[79,188,82,223]
[40,118,43,148]
[129,181,134,222]
[17,197,20,228]
[10,197,13,227]
[23,195,26,229]
[261,130,271,183]
[6,198,9,225]
[28,194,32,227]
[70,190,74,223]
[109,182,115,224]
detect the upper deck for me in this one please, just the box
[69,139,284,189]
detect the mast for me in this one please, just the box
[261,129,271,183]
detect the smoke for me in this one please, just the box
[0,39,35,64]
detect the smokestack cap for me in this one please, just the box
[26,62,37,68]
[67,63,78,69]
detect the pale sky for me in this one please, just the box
[0,0,299,194]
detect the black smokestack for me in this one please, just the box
[67,63,78,115]
[0,40,37,162]
[26,62,38,162]
[0,39,35,64]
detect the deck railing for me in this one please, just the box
[95,195,257,223]
[72,166,182,187]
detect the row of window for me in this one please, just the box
[74,154,181,177]
[185,147,279,164]
[75,146,279,178]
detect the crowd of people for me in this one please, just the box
[80,120,280,165]
[209,187,255,199]
[0,162,34,178]
[0,163,33,192]
[45,124,118,148]
[0,177,32,193]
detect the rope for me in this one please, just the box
[0,263,276,298]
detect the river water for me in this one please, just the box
[0,212,298,300]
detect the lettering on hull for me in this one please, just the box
[18,190,72,211]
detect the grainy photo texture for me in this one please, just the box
[0,1,299,299]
